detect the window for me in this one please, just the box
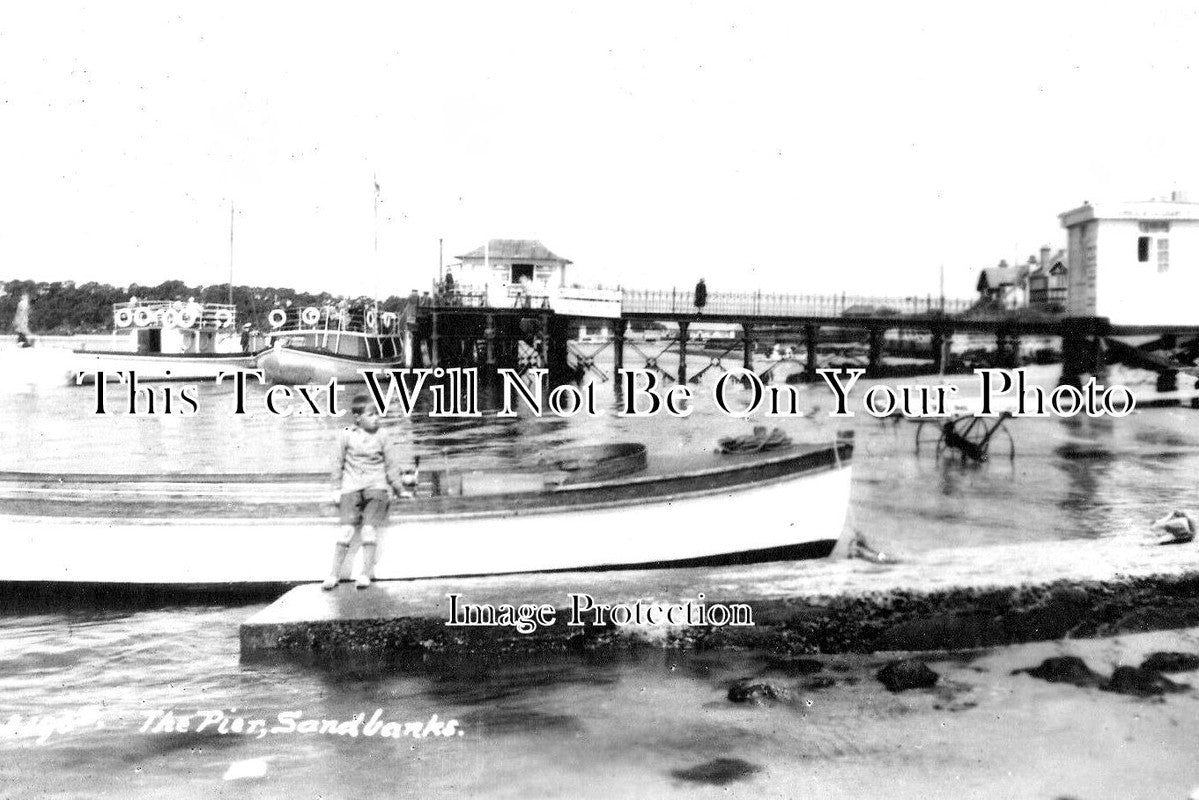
[1158,238,1170,273]
[510,263,534,283]
[1138,236,1151,262]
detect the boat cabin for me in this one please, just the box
[264,304,404,360]
[112,300,242,354]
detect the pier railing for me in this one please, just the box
[620,289,973,318]
[425,283,976,319]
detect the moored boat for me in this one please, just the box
[257,302,406,384]
[70,300,258,384]
[0,439,852,594]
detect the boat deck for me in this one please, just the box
[0,441,843,520]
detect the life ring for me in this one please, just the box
[381,311,396,329]
[365,308,378,331]
[162,309,179,328]
[268,309,287,328]
[113,308,134,328]
[301,307,319,326]
[215,309,234,328]
[133,308,154,327]
[177,308,196,328]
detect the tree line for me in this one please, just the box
[1,279,412,334]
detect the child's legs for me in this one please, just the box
[357,490,391,578]
[330,490,368,578]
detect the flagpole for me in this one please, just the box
[373,174,380,301]
[228,202,235,307]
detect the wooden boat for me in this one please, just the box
[70,301,258,384]
[257,303,406,384]
[0,439,852,595]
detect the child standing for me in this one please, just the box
[323,395,406,589]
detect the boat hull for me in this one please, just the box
[258,346,406,384]
[0,444,852,590]
[70,351,259,383]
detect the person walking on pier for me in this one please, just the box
[694,278,707,316]
[323,395,407,590]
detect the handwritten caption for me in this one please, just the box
[1,708,462,745]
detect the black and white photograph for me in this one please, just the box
[4,3,1199,798]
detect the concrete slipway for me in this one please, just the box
[240,536,1199,658]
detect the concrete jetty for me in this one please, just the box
[240,535,1199,658]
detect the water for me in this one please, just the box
[3,355,1199,797]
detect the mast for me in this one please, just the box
[373,174,381,302]
[228,202,235,307]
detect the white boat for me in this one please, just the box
[70,301,258,384]
[0,440,853,596]
[257,303,406,384]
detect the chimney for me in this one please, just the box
[1040,245,1051,269]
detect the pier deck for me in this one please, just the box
[240,536,1199,658]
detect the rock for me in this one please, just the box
[1140,651,1199,673]
[1102,665,1189,697]
[876,659,939,692]
[727,679,792,703]
[1014,656,1104,688]
[671,758,761,786]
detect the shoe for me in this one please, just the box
[355,574,372,589]
[321,576,339,591]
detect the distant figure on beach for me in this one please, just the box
[12,292,32,347]
[323,395,409,590]
[1151,509,1196,545]
[694,278,707,315]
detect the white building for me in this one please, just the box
[1059,192,1199,324]
[450,239,620,318]
[453,239,572,294]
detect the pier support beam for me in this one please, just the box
[867,327,883,378]
[429,310,440,367]
[996,326,1020,369]
[1060,317,1109,389]
[742,323,754,370]
[677,320,689,384]
[930,327,945,374]
[805,324,818,381]
[613,318,626,379]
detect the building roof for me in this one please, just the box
[456,239,572,265]
[977,266,1015,292]
[1060,197,1199,227]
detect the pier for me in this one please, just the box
[409,287,1199,392]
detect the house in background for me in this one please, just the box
[1060,192,1199,325]
[975,260,1030,309]
[1027,245,1068,310]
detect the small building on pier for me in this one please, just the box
[454,239,572,298]
[1060,192,1199,324]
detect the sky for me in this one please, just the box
[3,2,1199,299]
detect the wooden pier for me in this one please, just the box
[409,288,1199,392]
